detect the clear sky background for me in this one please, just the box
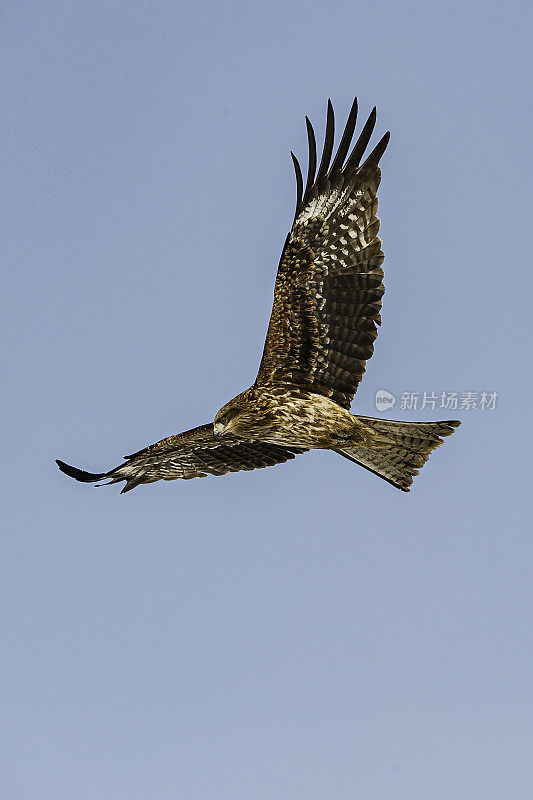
[2,1,532,798]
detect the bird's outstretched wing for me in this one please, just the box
[56,424,306,493]
[256,98,390,409]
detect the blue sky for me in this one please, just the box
[2,1,532,798]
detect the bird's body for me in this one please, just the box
[57,97,460,493]
[215,386,370,449]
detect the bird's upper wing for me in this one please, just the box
[256,99,389,409]
[56,424,306,493]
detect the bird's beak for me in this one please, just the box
[213,422,225,440]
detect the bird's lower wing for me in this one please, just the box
[56,423,306,493]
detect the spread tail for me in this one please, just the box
[335,417,460,492]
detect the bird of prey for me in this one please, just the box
[57,98,459,493]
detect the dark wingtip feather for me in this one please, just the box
[292,98,387,218]
[56,459,107,483]
[315,99,335,185]
[291,151,304,218]
[303,116,317,202]
[362,131,391,168]
[345,106,377,172]
[329,96,358,175]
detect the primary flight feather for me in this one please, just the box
[57,98,459,493]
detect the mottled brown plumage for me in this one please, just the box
[57,98,460,493]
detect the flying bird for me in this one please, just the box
[57,98,459,493]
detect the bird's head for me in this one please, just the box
[213,389,276,440]
[213,403,241,439]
